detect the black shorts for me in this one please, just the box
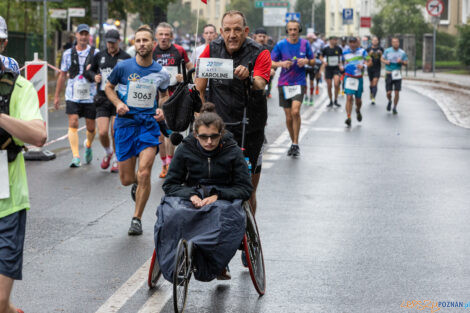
[0,210,26,280]
[66,101,96,119]
[368,68,381,81]
[385,74,402,91]
[229,128,264,175]
[305,67,316,80]
[95,98,116,118]
[325,67,341,79]
[278,86,306,108]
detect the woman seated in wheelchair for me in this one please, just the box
[155,102,253,282]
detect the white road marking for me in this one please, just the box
[310,127,345,132]
[263,154,282,161]
[94,88,329,313]
[94,259,151,313]
[137,281,172,313]
[265,147,287,154]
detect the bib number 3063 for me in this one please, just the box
[345,77,359,91]
[127,80,157,108]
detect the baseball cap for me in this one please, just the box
[306,33,316,39]
[254,27,267,35]
[348,36,358,42]
[0,16,8,39]
[105,29,120,42]
[76,24,90,33]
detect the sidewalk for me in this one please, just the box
[403,69,470,90]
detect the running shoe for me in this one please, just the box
[83,139,93,164]
[309,98,314,106]
[393,108,398,115]
[131,183,137,202]
[345,118,352,127]
[334,100,341,107]
[216,265,231,280]
[69,157,81,168]
[159,164,169,178]
[327,101,334,108]
[387,101,392,111]
[17,309,24,313]
[267,94,272,99]
[101,153,112,169]
[241,250,248,268]
[287,145,295,156]
[356,110,363,122]
[371,98,376,105]
[291,145,300,157]
[110,159,119,173]
[128,217,143,236]
[315,87,320,95]
[341,90,345,96]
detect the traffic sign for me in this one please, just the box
[68,8,86,17]
[255,1,289,8]
[426,0,444,17]
[49,9,67,19]
[285,12,301,24]
[343,8,354,25]
[263,7,288,27]
[360,17,371,28]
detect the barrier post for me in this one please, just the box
[24,53,56,161]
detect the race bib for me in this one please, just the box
[100,68,113,91]
[0,151,9,200]
[164,66,179,86]
[73,80,91,100]
[196,58,234,79]
[283,85,302,99]
[391,70,402,80]
[327,56,339,66]
[127,80,157,108]
[345,77,359,91]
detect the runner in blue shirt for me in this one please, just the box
[105,25,170,236]
[271,20,315,157]
[381,37,408,114]
[342,37,372,127]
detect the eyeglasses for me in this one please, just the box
[197,133,221,141]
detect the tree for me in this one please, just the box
[457,25,470,66]
[294,0,325,33]
[167,0,208,36]
[227,0,263,30]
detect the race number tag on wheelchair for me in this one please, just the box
[164,66,179,86]
[0,151,9,200]
[328,56,339,66]
[283,85,301,99]
[100,68,113,91]
[127,80,157,108]
[345,77,359,91]
[391,70,402,80]
[196,58,233,79]
[73,81,90,100]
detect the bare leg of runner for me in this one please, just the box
[249,173,261,215]
[134,147,158,219]
[97,117,111,150]
[291,100,302,144]
[0,275,17,313]
[283,107,294,143]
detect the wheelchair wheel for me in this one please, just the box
[243,202,266,296]
[148,249,162,289]
[173,239,190,313]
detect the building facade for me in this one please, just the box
[429,0,470,35]
[325,0,379,38]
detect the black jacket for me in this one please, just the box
[162,132,253,201]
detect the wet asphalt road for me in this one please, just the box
[11,77,470,313]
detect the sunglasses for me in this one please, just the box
[197,133,221,141]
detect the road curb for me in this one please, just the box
[403,76,470,91]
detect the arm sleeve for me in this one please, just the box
[162,150,201,199]
[60,50,70,72]
[182,49,190,63]
[253,50,271,82]
[212,149,253,201]
[83,54,99,82]
[107,63,121,85]
[402,51,409,61]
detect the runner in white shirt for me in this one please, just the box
[191,24,218,64]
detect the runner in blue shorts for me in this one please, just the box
[105,25,170,236]
[342,37,371,127]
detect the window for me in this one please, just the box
[440,0,450,24]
